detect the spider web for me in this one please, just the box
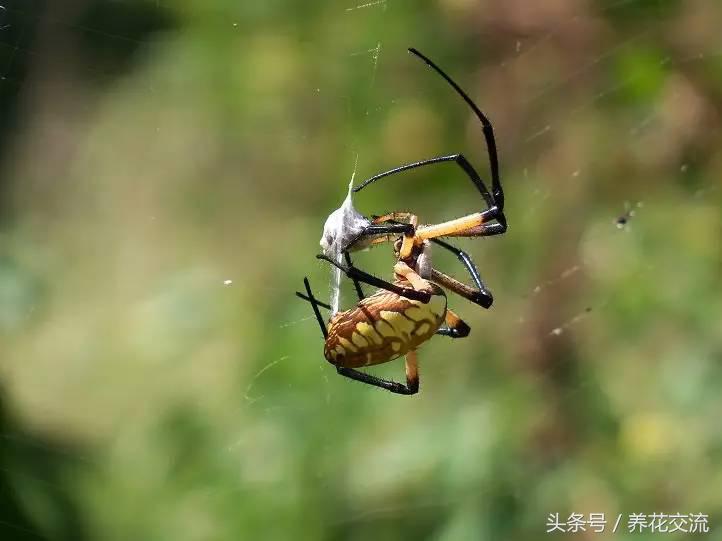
[1,0,721,538]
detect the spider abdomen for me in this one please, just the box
[324,283,447,368]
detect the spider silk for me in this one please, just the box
[320,175,371,316]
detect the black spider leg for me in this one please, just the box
[295,289,332,311]
[355,154,493,209]
[430,238,494,308]
[353,154,506,237]
[408,47,504,212]
[435,327,467,338]
[434,311,471,339]
[427,238,490,340]
[353,47,508,233]
[361,222,414,236]
[316,254,431,303]
[296,253,367,307]
[344,252,365,301]
[336,365,418,396]
[295,278,329,339]
[344,222,414,253]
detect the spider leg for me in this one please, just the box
[297,253,369,307]
[430,238,494,308]
[344,252,365,302]
[408,47,504,211]
[440,212,508,239]
[353,47,510,244]
[316,254,432,303]
[295,278,329,339]
[345,222,414,253]
[431,268,493,309]
[414,206,507,242]
[337,349,419,395]
[362,222,414,236]
[353,153,506,246]
[354,154,495,211]
[435,308,471,338]
[295,291,332,311]
[371,213,419,258]
[349,214,418,254]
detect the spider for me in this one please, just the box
[296,48,507,395]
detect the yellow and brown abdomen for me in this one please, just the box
[324,283,447,368]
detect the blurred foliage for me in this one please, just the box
[1,0,722,540]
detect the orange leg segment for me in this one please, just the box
[404,349,419,393]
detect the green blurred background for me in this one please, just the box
[1,0,721,539]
